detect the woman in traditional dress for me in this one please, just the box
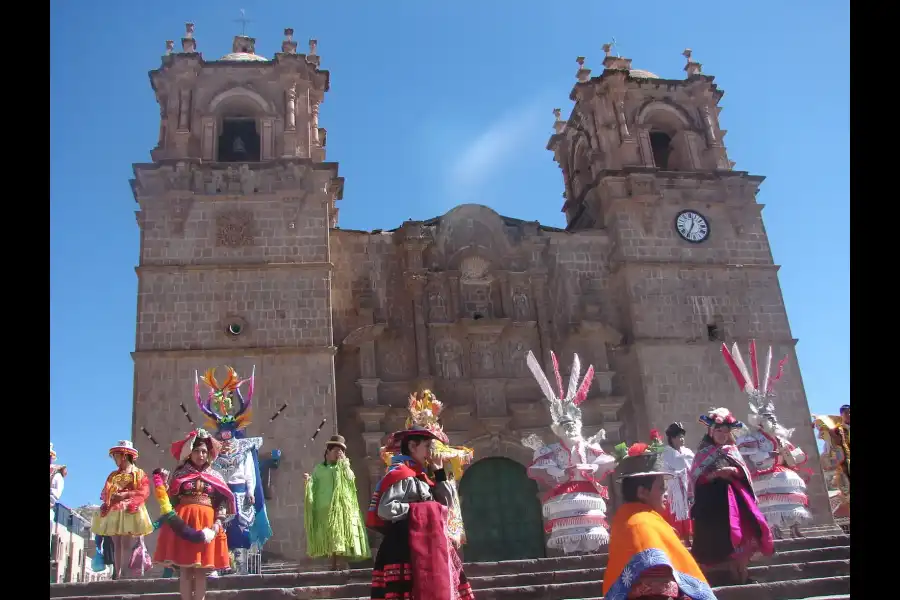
[90,440,155,580]
[689,408,774,585]
[304,434,371,570]
[367,397,475,600]
[660,423,694,543]
[154,429,236,600]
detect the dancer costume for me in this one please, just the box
[90,440,155,538]
[603,437,715,600]
[367,391,475,600]
[304,434,371,562]
[50,443,66,523]
[521,351,616,554]
[196,366,273,574]
[723,341,813,536]
[153,429,236,570]
[379,390,475,547]
[813,406,850,518]
[659,424,694,540]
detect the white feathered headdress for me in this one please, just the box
[721,340,788,425]
[526,350,595,426]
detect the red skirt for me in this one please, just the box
[153,503,230,570]
[661,501,693,540]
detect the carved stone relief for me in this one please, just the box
[216,210,255,248]
[427,287,447,322]
[461,282,493,319]
[379,337,414,379]
[471,339,499,378]
[435,340,464,380]
[506,339,529,377]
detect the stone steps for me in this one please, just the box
[49,534,850,600]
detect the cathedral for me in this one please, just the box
[130,24,830,562]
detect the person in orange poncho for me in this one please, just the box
[603,440,717,600]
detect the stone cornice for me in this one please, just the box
[135,262,334,275]
[132,345,337,360]
[612,260,780,272]
[628,337,798,348]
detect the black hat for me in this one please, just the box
[617,450,672,480]
[325,435,347,451]
[664,422,686,439]
[840,404,850,414]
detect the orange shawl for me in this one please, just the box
[603,502,712,599]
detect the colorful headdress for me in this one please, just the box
[50,442,57,461]
[613,431,669,480]
[721,340,788,424]
[381,390,473,481]
[699,407,743,429]
[526,350,594,426]
[170,428,223,463]
[195,366,255,439]
[109,440,140,460]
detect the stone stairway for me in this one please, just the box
[49,530,849,600]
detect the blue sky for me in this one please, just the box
[50,1,849,508]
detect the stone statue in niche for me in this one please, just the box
[508,340,528,377]
[428,290,447,322]
[208,170,225,194]
[513,290,530,320]
[239,165,257,195]
[435,342,463,380]
[476,386,504,417]
[475,343,496,375]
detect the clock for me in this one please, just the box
[675,210,710,243]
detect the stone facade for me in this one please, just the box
[130,29,831,562]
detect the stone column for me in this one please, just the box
[498,272,513,318]
[285,85,297,131]
[406,273,431,378]
[447,273,461,320]
[178,89,192,131]
[530,272,553,368]
[261,118,275,160]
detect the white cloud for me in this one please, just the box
[445,99,547,194]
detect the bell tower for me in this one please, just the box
[130,23,343,559]
[547,46,833,523]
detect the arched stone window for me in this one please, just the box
[204,87,274,162]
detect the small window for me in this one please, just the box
[218,118,261,162]
[650,131,672,170]
[707,323,720,342]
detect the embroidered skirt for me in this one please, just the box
[91,506,154,537]
[153,503,230,570]
[371,519,474,600]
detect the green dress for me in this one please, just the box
[304,458,371,561]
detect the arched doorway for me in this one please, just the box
[459,457,545,562]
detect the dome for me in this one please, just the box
[629,69,660,79]
[219,52,269,62]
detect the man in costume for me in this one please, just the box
[603,437,716,600]
[367,390,475,600]
[303,434,371,570]
[723,341,813,539]
[196,366,273,575]
[50,443,67,524]
[521,350,616,554]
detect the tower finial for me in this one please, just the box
[165,40,175,56]
[552,108,566,134]
[181,23,197,53]
[576,57,591,82]
[282,28,298,54]
[683,48,703,77]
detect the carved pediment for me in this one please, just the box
[341,323,387,348]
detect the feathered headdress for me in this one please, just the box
[721,340,788,425]
[381,390,473,480]
[195,366,255,438]
[526,350,595,426]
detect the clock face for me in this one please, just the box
[675,210,710,243]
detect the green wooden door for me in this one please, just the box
[459,457,545,562]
